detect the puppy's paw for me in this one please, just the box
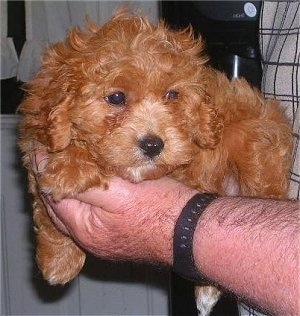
[36,228,86,285]
[40,165,107,200]
[195,285,221,316]
[39,147,109,199]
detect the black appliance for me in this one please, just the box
[161,1,262,88]
[161,2,262,315]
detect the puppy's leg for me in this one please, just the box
[195,285,221,316]
[33,198,85,284]
[33,145,107,284]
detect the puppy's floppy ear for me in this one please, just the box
[190,94,224,149]
[46,95,73,152]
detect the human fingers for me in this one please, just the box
[29,143,50,181]
[40,194,73,235]
[41,194,99,237]
[41,194,123,260]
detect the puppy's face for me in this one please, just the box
[24,14,223,182]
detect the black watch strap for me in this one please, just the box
[173,193,217,282]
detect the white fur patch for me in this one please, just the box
[125,164,157,182]
[222,174,240,196]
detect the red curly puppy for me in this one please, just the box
[19,11,292,315]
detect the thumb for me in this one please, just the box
[75,177,137,212]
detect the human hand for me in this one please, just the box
[32,150,197,265]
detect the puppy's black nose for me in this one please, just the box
[139,135,164,158]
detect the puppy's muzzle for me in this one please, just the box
[138,134,164,159]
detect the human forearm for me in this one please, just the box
[193,197,299,315]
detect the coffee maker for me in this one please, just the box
[161,1,262,88]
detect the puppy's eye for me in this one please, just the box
[166,90,179,100]
[104,91,126,106]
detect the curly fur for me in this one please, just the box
[19,11,292,314]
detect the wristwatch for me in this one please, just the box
[173,193,217,282]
